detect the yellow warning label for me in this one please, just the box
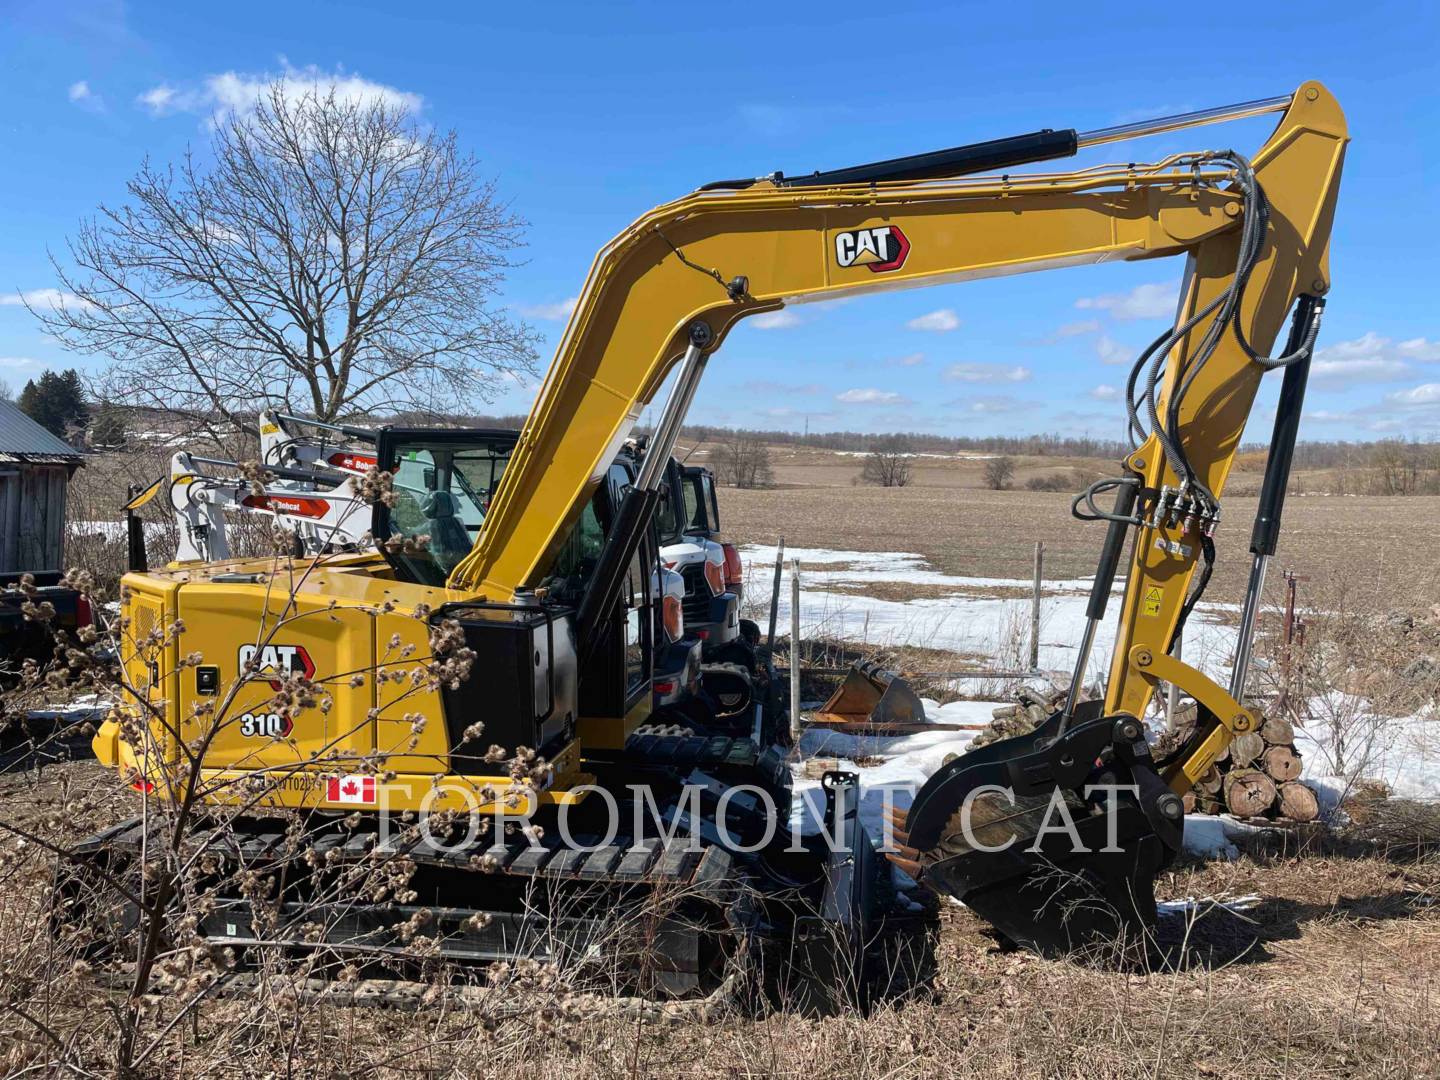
[1142,586,1163,617]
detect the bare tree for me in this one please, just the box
[33,82,539,442]
[716,432,775,489]
[860,435,913,487]
[983,455,1016,490]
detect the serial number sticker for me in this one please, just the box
[1142,586,1164,617]
[1154,536,1193,558]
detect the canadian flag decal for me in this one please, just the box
[326,775,377,805]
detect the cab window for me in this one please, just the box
[655,477,681,544]
[681,474,704,532]
[380,439,512,586]
[542,499,606,603]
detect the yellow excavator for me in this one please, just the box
[81,82,1345,998]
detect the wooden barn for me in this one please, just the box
[0,398,84,578]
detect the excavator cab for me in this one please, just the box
[374,427,519,585]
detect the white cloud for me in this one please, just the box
[1089,384,1121,401]
[137,84,178,114]
[836,388,907,405]
[1046,319,1101,341]
[138,62,423,123]
[887,352,925,367]
[517,296,578,322]
[943,361,1031,384]
[906,308,960,332]
[1307,332,1440,386]
[68,80,103,110]
[1314,331,1389,364]
[1311,358,1411,384]
[0,357,39,369]
[1397,338,1440,362]
[749,310,802,330]
[1386,383,1440,407]
[1075,281,1177,321]
[0,288,93,311]
[1094,334,1132,365]
[964,395,1023,414]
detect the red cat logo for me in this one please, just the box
[834,225,910,272]
[238,643,315,689]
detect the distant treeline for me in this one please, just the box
[1279,438,1440,495]
[674,425,1133,459]
[441,415,1135,459]
[92,403,1440,496]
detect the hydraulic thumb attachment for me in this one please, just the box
[901,706,1185,955]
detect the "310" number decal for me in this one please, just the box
[237,712,293,739]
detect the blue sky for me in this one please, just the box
[2,0,1437,442]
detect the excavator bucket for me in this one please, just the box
[817,662,926,727]
[899,702,1186,957]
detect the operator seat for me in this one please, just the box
[419,490,471,570]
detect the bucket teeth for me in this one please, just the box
[884,852,924,878]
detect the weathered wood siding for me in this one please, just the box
[0,465,68,573]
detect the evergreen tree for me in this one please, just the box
[17,368,90,441]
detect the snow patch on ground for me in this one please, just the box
[1157,893,1261,918]
[741,543,1241,688]
[748,543,1440,866]
[1293,698,1440,802]
[787,699,997,842]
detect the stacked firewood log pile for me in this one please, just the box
[1162,702,1320,822]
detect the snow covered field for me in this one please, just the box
[740,543,1243,689]
[745,544,1439,860]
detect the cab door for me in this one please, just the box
[608,464,655,713]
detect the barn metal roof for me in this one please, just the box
[0,398,85,461]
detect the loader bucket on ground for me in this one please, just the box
[817,662,926,727]
[898,703,1185,957]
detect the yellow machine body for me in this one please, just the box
[97,82,1347,810]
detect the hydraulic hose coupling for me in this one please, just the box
[1202,504,1222,538]
[1147,484,1221,536]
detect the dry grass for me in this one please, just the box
[3,759,1437,1078]
[6,443,1436,1076]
